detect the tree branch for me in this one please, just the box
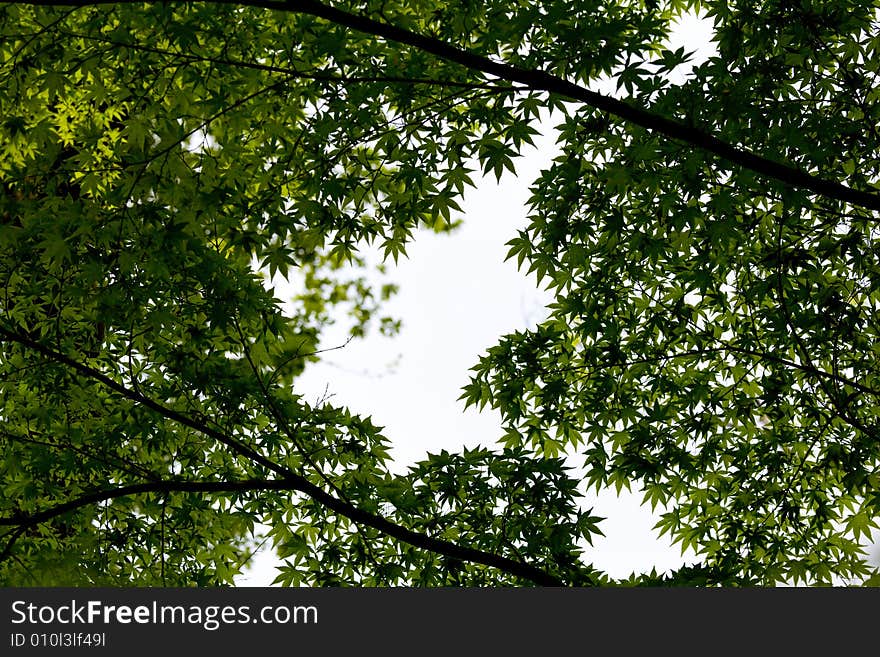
[0,326,569,585]
[56,28,522,92]
[8,0,880,211]
[0,478,315,529]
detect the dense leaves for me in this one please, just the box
[469,0,880,584]
[0,0,878,586]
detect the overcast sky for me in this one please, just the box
[235,14,879,585]
[234,13,714,586]
[235,120,693,584]
[236,37,681,587]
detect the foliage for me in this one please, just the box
[0,0,878,586]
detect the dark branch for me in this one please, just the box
[0,326,569,586]
[57,29,522,92]
[0,478,317,528]
[9,0,878,210]
[266,0,880,211]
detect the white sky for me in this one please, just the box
[236,118,694,584]
[234,14,880,585]
[234,14,711,586]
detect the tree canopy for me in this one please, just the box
[1,0,879,586]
